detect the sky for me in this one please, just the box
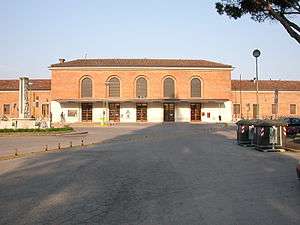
[0,0,299,80]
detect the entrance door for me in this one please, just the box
[164,103,175,122]
[82,103,93,122]
[136,103,147,122]
[191,103,201,121]
[109,103,120,122]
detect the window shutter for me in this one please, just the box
[81,78,93,98]
[191,78,201,97]
[109,78,120,97]
[136,77,147,98]
[164,78,175,98]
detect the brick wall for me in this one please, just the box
[51,69,232,100]
[0,91,51,119]
[231,90,300,119]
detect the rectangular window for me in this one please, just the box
[3,104,10,114]
[42,104,49,117]
[290,104,296,114]
[35,102,39,108]
[272,104,278,114]
[233,104,240,115]
[253,104,258,119]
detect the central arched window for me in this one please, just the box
[81,77,93,98]
[136,77,147,98]
[108,77,120,97]
[191,78,201,97]
[163,77,175,98]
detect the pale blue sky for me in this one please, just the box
[0,0,299,80]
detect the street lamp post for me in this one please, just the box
[253,49,261,119]
[104,81,110,125]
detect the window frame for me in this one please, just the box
[108,77,121,98]
[3,104,10,115]
[290,104,297,115]
[163,76,176,98]
[80,76,93,98]
[233,103,241,115]
[190,77,202,98]
[135,76,148,98]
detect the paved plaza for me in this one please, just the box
[0,123,299,225]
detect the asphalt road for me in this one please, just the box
[0,123,299,225]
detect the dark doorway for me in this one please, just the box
[136,103,147,122]
[81,103,93,122]
[109,103,120,122]
[164,103,175,122]
[191,103,201,121]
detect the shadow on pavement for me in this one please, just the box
[0,123,299,225]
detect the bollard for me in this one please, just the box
[15,149,18,156]
[70,141,73,147]
[45,145,48,152]
[58,143,61,150]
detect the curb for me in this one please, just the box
[284,147,300,153]
[52,131,88,136]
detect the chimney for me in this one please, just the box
[59,58,65,64]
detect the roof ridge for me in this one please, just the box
[50,58,232,68]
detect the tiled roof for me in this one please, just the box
[51,58,232,68]
[232,80,300,91]
[0,79,51,91]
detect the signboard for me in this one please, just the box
[269,126,278,144]
[68,110,77,117]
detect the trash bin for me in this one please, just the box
[253,119,286,152]
[236,119,256,146]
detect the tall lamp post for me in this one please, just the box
[253,49,261,119]
[104,81,111,125]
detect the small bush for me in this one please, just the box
[0,126,73,133]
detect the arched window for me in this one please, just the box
[81,77,92,98]
[191,78,201,97]
[136,77,147,98]
[108,77,120,97]
[163,77,175,98]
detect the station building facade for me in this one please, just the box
[50,59,233,123]
[0,58,299,124]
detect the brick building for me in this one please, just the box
[0,79,51,119]
[50,59,233,123]
[231,80,300,120]
[0,58,299,123]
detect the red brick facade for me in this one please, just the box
[0,59,299,122]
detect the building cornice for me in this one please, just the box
[49,66,233,71]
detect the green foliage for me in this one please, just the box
[216,0,299,21]
[0,126,73,133]
[215,0,300,43]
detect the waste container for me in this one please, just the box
[236,119,256,146]
[253,119,286,152]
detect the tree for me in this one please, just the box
[215,0,300,44]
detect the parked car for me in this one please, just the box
[282,117,300,136]
[297,161,300,180]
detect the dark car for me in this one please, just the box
[282,117,300,136]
